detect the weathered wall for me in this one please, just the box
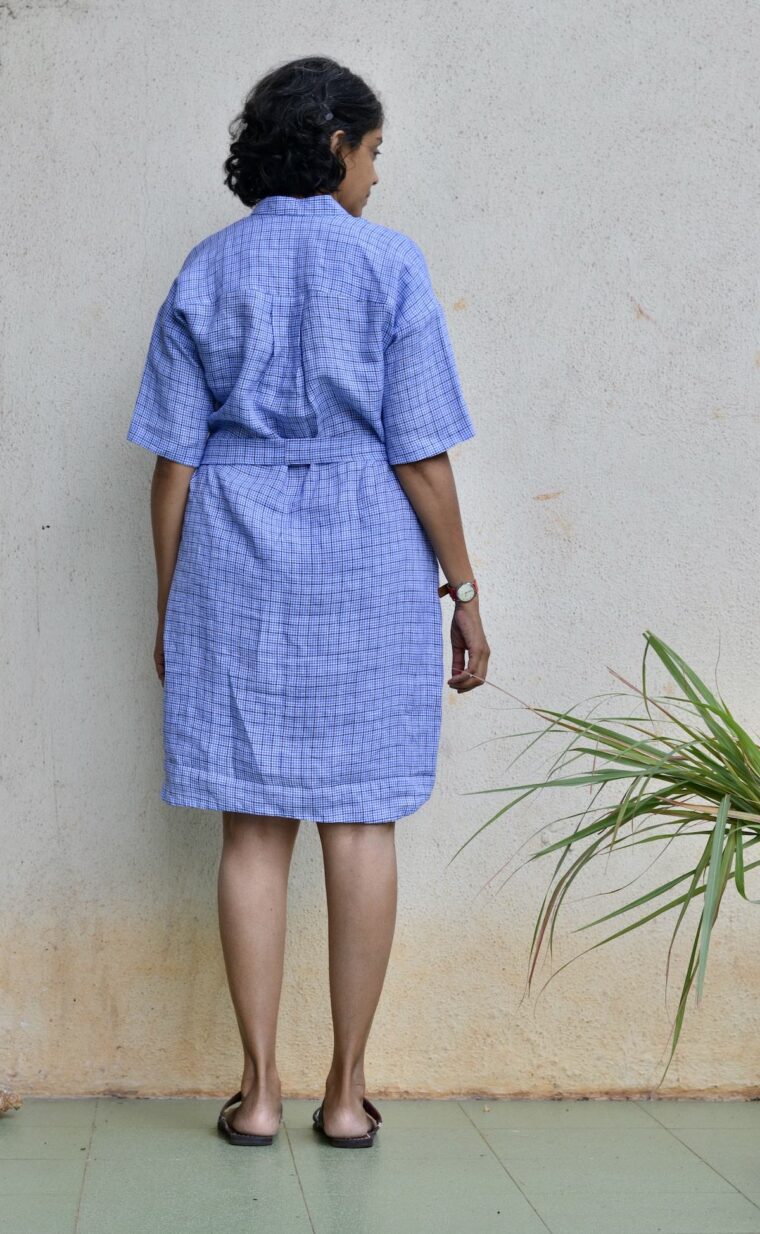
[2,0,759,1098]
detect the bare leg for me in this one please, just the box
[316,820,398,1137]
[217,810,300,1135]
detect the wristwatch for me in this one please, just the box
[438,578,478,603]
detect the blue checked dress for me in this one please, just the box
[126,193,476,822]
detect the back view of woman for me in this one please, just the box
[126,54,489,1148]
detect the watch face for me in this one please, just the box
[456,582,475,601]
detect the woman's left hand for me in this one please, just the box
[154,615,166,686]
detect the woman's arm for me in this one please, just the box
[391,452,490,694]
[149,457,194,683]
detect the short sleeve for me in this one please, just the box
[381,242,476,466]
[125,275,215,466]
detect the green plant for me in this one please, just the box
[451,631,760,1085]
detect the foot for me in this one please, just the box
[319,1081,375,1139]
[227,1083,282,1136]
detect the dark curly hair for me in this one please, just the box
[223,56,385,207]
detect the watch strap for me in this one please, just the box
[438,578,478,601]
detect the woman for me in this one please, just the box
[126,55,490,1149]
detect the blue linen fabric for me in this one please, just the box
[126,192,476,822]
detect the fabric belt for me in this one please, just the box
[198,432,389,466]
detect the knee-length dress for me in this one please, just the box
[126,193,476,822]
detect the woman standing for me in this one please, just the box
[126,55,490,1149]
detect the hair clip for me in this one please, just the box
[325,110,334,121]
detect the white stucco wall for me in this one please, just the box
[3,0,759,1097]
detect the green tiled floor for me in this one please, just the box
[4,1097,760,1233]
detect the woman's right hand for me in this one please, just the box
[447,602,490,693]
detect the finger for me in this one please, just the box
[464,648,489,691]
[448,647,476,687]
[448,640,466,684]
[453,646,489,692]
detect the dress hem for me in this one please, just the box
[160,763,435,823]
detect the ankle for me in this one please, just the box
[325,1067,366,1099]
[242,1070,281,1097]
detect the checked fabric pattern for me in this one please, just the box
[126,193,476,821]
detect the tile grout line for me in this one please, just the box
[630,1099,676,1128]
[72,1097,98,1234]
[281,1109,318,1234]
[658,1122,760,1216]
[455,1101,553,1233]
[458,1100,760,1228]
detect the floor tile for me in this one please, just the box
[3,1097,760,1234]
[77,1151,311,1234]
[0,1192,80,1234]
[528,1184,760,1234]
[90,1096,246,1160]
[12,1098,97,1129]
[0,1117,91,1160]
[671,1129,760,1207]
[482,1126,735,1191]
[289,1124,549,1234]
[0,1157,86,1195]
[637,1099,760,1130]
[461,1097,655,1129]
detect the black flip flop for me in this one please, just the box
[312,1096,382,1148]
[217,1090,283,1146]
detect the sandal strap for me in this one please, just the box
[362,1096,382,1126]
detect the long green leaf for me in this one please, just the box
[695,795,732,1000]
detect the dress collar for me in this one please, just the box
[251,193,344,216]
